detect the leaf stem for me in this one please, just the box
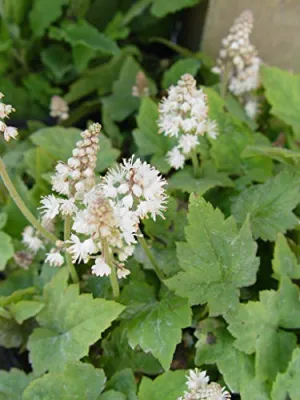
[102,238,120,299]
[138,232,164,281]
[191,150,200,178]
[220,62,231,99]
[64,215,79,283]
[0,157,58,243]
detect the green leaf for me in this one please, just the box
[162,58,200,89]
[133,97,170,156]
[151,0,199,17]
[232,169,300,241]
[0,232,14,271]
[102,57,146,121]
[195,320,255,393]
[56,19,119,55]
[126,291,191,370]
[168,166,233,194]
[30,126,81,162]
[106,369,137,400]
[96,135,120,172]
[65,50,132,103]
[30,0,69,37]
[0,269,35,297]
[23,362,106,400]
[138,370,187,400]
[206,88,272,180]
[41,45,73,82]
[261,65,300,139]
[28,268,124,374]
[242,145,300,166]
[101,326,162,376]
[0,369,33,400]
[227,278,300,383]
[8,300,44,324]
[0,212,7,229]
[99,391,126,400]
[271,348,300,400]
[0,317,25,348]
[166,196,259,316]
[272,234,300,280]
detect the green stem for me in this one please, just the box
[220,62,230,99]
[138,232,164,281]
[102,238,120,299]
[0,157,58,243]
[64,216,79,283]
[191,150,200,178]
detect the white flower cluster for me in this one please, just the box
[22,226,44,254]
[50,96,69,121]
[52,123,100,199]
[0,93,18,142]
[37,120,167,278]
[69,156,167,278]
[157,74,218,170]
[178,369,231,400]
[212,10,261,98]
[132,71,150,98]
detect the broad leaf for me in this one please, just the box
[23,362,106,400]
[138,370,187,400]
[0,369,33,400]
[166,196,259,316]
[162,58,200,89]
[106,369,137,400]
[242,145,300,166]
[126,291,191,370]
[103,57,155,122]
[261,66,300,139]
[8,300,44,324]
[195,320,254,393]
[232,169,300,241]
[30,0,68,37]
[272,234,300,280]
[133,97,170,157]
[227,278,300,383]
[28,268,124,374]
[271,348,300,400]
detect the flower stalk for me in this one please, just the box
[138,232,164,282]
[102,238,120,299]
[0,157,58,243]
[64,215,79,283]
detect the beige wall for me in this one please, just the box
[202,0,300,72]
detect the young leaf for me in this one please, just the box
[22,362,106,400]
[271,348,300,400]
[126,291,191,370]
[232,169,300,241]
[166,196,259,316]
[138,370,187,400]
[227,278,300,383]
[28,268,124,374]
[0,368,33,400]
[272,234,300,280]
[0,232,14,271]
[162,58,201,89]
[261,66,300,139]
